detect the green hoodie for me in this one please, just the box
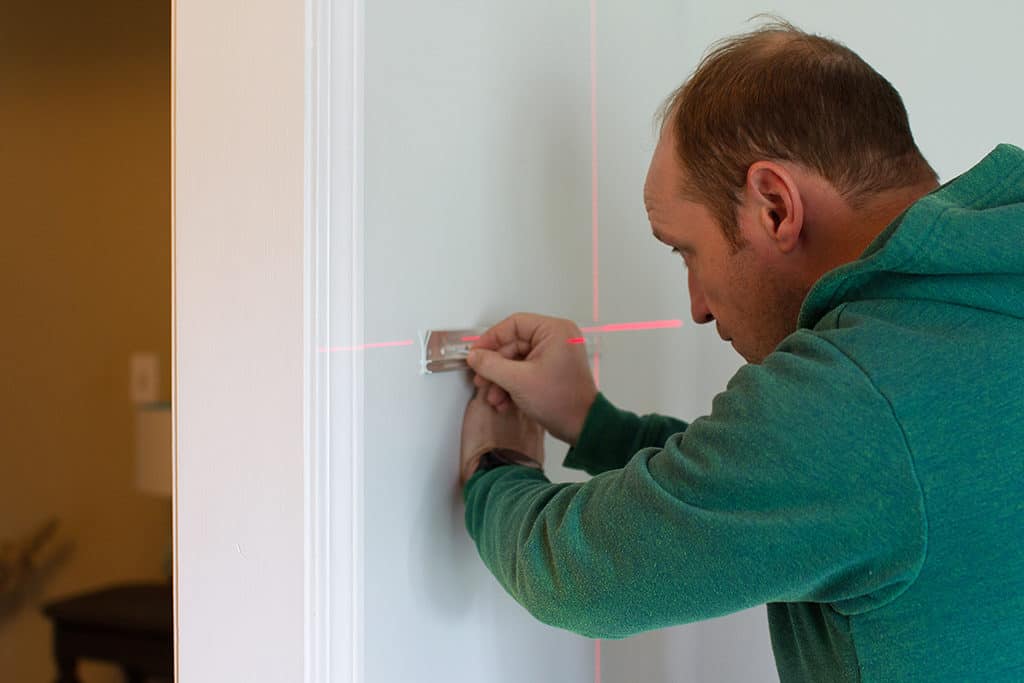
[464,144,1024,682]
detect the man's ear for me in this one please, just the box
[745,161,803,254]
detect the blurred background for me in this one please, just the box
[0,1,171,681]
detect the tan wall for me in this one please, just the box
[0,1,171,681]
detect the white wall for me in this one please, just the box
[174,0,308,680]
[354,3,596,680]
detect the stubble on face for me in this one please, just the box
[726,247,808,364]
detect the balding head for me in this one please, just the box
[659,19,937,244]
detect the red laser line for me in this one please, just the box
[589,0,600,326]
[581,319,683,334]
[589,1,602,678]
[321,320,681,354]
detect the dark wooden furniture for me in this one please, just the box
[42,582,172,683]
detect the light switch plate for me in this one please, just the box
[130,352,160,403]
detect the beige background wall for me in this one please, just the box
[0,1,170,681]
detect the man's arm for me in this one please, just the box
[561,392,689,476]
[463,330,927,639]
[464,313,687,474]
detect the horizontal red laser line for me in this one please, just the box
[580,319,682,334]
[319,319,682,354]
[318,340,414,352]
[464,319,682,345]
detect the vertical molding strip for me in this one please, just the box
[307,0,365,681]
[305,0,330,680]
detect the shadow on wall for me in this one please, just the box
[410,371,481,619]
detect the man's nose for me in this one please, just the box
[688,269,714,324]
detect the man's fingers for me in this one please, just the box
[472,313,547,353]
[477,377,509,408]
[486,382,509,408]
[496,339,531,360]
[466,347,523,392]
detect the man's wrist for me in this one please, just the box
[567,389,600,446]
[474,451,510,475]
[473,448,542,476]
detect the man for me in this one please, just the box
[459,21,1024,683]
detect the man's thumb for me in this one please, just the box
[467,348,521,390]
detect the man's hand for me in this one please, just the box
[460,390,545,486]
[466,313,598,446]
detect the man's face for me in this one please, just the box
[643,129,805,364]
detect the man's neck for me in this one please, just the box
[854,178,940,247]
[804,178,940,287]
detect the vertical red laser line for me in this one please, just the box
[589,0,599,326]
[588,1,602,680]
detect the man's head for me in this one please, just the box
[645,20,938,363]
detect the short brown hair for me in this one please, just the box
[661,19,937,246]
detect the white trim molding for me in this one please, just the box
[307,0,365,680]
[174,0,362,679]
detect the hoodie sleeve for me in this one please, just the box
[561,393,689,475]
[462,330,927,639]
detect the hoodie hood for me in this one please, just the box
[799,144,1024,329]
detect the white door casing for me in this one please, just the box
[174,0,356,679]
